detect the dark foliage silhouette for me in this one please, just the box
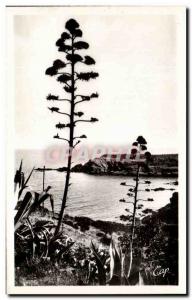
[119,136,152,279]
[45,18,99,235]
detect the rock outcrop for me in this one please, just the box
[71,154,178,177]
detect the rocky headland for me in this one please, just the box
[71,154,178,177]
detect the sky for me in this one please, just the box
[11,6,184,154]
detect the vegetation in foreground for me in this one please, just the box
[14,160,178,286]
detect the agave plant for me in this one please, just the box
[14,187,54,231]
[14,162,55,230]
[14,161,76,268]
[15,219,75,266]
[89,238,144,286]
[89,241,107,285]
[118,137,152,280]
[14,160,35,200]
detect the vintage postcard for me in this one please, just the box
[6,6,187,295]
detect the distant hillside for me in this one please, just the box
[71,154,178,177]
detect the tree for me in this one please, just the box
[45,19,99,235]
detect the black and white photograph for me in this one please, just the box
[6,6,186,295]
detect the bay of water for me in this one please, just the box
[16,150,177,222]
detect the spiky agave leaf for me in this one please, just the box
[18,167,35,199]
[19,160,22,173]
[28,192,51,215]
[108,239,122,285]
[23,167,35,187]
[14,160,23,192]
[14,191,33,229]
[91,241,106,285]
[50,194,54,216]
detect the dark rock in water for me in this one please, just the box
[153,187,165,191]
[71,164,84,172]
[153,187,175,191]
[35,167,67,172]
[147,198,154,202]
[172,181,179,185]
[166,181,178,185]
[119,198,126,202]
[57,167,68,172]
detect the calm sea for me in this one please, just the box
[15,149,178,222]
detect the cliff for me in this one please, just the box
[71,154,178,177]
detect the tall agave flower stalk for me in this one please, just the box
[120,136,151,279]
[45,19,99,235]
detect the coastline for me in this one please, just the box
[35,168,179,178]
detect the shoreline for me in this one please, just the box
[35,168,178,178]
